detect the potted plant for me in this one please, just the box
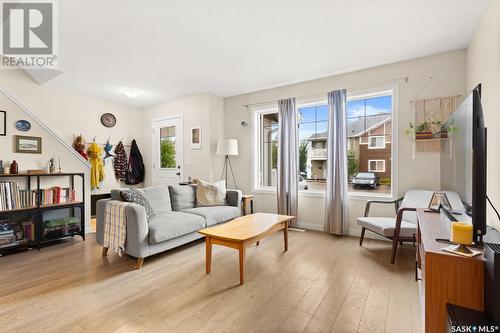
[410,121,432,140]
[439,119,459,138]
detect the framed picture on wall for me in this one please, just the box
[0,111,6,136]
[191,127,202,150]
[14,135,42,154]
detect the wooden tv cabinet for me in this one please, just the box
[416,209,484,333]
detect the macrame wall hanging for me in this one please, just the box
[409,77,460,158]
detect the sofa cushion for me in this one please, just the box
[121,189,155,221]
[356,217,416,238]
[138,185,172,215]
[148,212,205,244]
[168,185,196,211]
[193,179,227,206]
[181,206,241,227]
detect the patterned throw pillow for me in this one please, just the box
[121,189,155,221]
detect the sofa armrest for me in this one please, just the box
[96,199,150,258]
[124,204,150,258]
[96,198,112,245]
[226,189,242,209]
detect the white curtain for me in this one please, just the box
[325,90,348,235]
[277,98,298,225]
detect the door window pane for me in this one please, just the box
[160,126,176,168]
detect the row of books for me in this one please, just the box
[39,187,77,206]
[0,182,77,211]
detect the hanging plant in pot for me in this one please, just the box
[438,119,459,138]
[406,122,433,140]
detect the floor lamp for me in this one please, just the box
[217,139,238,189]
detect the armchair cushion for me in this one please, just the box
[400,190,435,224]
[357,217,416,238]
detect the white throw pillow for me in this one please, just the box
[194,179,227,206]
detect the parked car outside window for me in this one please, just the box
[351,172,380,189]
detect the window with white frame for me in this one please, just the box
[368,160,385,172]
[297,101,328,191]
[254,108,279,189]
[346,90,393,196]
[252,88,395,197]
[368,136,385,149]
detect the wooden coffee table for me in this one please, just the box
[198,213,294,285]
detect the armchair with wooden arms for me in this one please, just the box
[357,190,435,264]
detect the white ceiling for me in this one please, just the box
[44,0,491,107]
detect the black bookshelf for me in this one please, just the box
[0,172,85,254]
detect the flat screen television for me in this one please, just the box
[441,84,487,245]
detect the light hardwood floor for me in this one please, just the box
[0,231,421,333]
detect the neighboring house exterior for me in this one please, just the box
[305,114,392,180]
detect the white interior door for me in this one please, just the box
[152,116,184,186]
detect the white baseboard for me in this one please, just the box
[296,221,390,242]
[296,221,324,231]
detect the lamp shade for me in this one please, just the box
[216,139,238,156]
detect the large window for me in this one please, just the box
[347,93,392,195]
[253,89,394,197]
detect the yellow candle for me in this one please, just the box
[451,222,473,245]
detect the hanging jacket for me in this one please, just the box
[126,139,145,185]
[113,141,128,182]
[88,142,105,189]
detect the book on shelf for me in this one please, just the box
[22,221,35,241]
[0,182,77,211]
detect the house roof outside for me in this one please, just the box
[306,114,391,141]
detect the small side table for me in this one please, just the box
[241,194,254,216]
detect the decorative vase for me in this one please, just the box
[10,160,18,174]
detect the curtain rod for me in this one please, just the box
[243,75,409,108]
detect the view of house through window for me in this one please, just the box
[298,104,328,191]
[160,126,176,168]
[347,94,392,195]
[255,91,393,195]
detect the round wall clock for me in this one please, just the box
[101,113,116,128]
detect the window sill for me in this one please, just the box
[252,188,395,201]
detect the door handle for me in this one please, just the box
[176,172,181,176]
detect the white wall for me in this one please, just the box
[140,93,225,186]
[224,50,467,234]
[0,89,90,229]
[467,1,500,229]
[0,70,143,194]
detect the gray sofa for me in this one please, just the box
[96,185,242,269]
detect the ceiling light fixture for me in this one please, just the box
[122,88,141,98]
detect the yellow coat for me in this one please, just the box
[88,142,104,189]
